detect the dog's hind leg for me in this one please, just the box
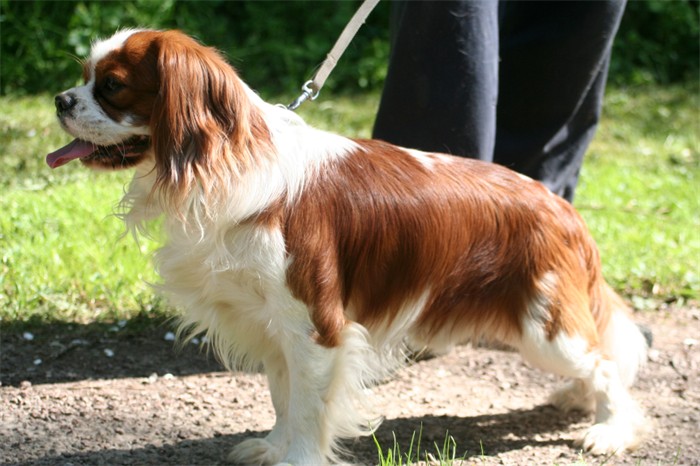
[516,291,648,456]
[548,378,596,414]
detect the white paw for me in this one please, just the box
[228,438,284,466]
[548,381,595,413]
[576,422,644,456]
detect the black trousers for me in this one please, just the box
[373,0,626,202]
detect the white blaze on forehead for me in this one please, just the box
[86,29,145,80]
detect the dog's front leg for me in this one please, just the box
[277,322,379,465]
[277,332,337,465]
[228,350,290,465]
[227,317,377,464]
[264,350,291,450]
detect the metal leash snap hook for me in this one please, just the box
[288,80,320,111]
[283,0,379,111]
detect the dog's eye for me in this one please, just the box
[102,76,124,93]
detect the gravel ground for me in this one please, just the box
[2,306,698,465]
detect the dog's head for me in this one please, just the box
[48,29,271,207]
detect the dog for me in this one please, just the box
[47,29,649,464]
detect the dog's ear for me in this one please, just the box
[150,31,269,213]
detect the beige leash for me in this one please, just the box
[288,0,381,110]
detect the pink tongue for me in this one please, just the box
[46,139,97,168]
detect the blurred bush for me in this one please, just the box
[610,0,699,85]
[1,0,697,96]
[0,0,390,96]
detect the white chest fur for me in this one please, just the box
[154,222,312,370]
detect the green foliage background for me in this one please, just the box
[1,0,698,96]
[0,0,390,96]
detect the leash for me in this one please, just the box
[287,0,381,111]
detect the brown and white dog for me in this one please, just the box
[48,29,648,464]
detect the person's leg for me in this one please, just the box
[372,0,499,161]
[494,1,626,202]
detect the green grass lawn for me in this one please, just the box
[576,85,699,304]
[1,84,698,327]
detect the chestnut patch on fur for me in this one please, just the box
[282,140,607,348]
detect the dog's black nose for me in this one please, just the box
[55,93,77,114]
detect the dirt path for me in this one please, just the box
[2,307,698,465]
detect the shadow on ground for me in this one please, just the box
[1,314,225,386]
[24,407,584,465]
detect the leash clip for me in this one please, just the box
[284,0,380,111]
[288,80,320,111]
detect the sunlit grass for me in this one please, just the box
[578,85,699,302]
[1,176,160,323]
[373,426,467,466]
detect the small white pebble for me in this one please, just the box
[23,332,34,341]
[33,358,42,365]
[191,337,200,345]
[164,332,176,341]
[162,373,175,380]
[647,349,661,362]
[104,348,115,358]
[683,338,698,348]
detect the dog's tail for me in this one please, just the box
[594,282,649,387]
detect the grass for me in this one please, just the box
[1,84,698,327]
[373,426,467,466]
[576,85,699,304]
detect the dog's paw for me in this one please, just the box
[548,380,595,413]
[227,438,284,466]
[576,422,644,456]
